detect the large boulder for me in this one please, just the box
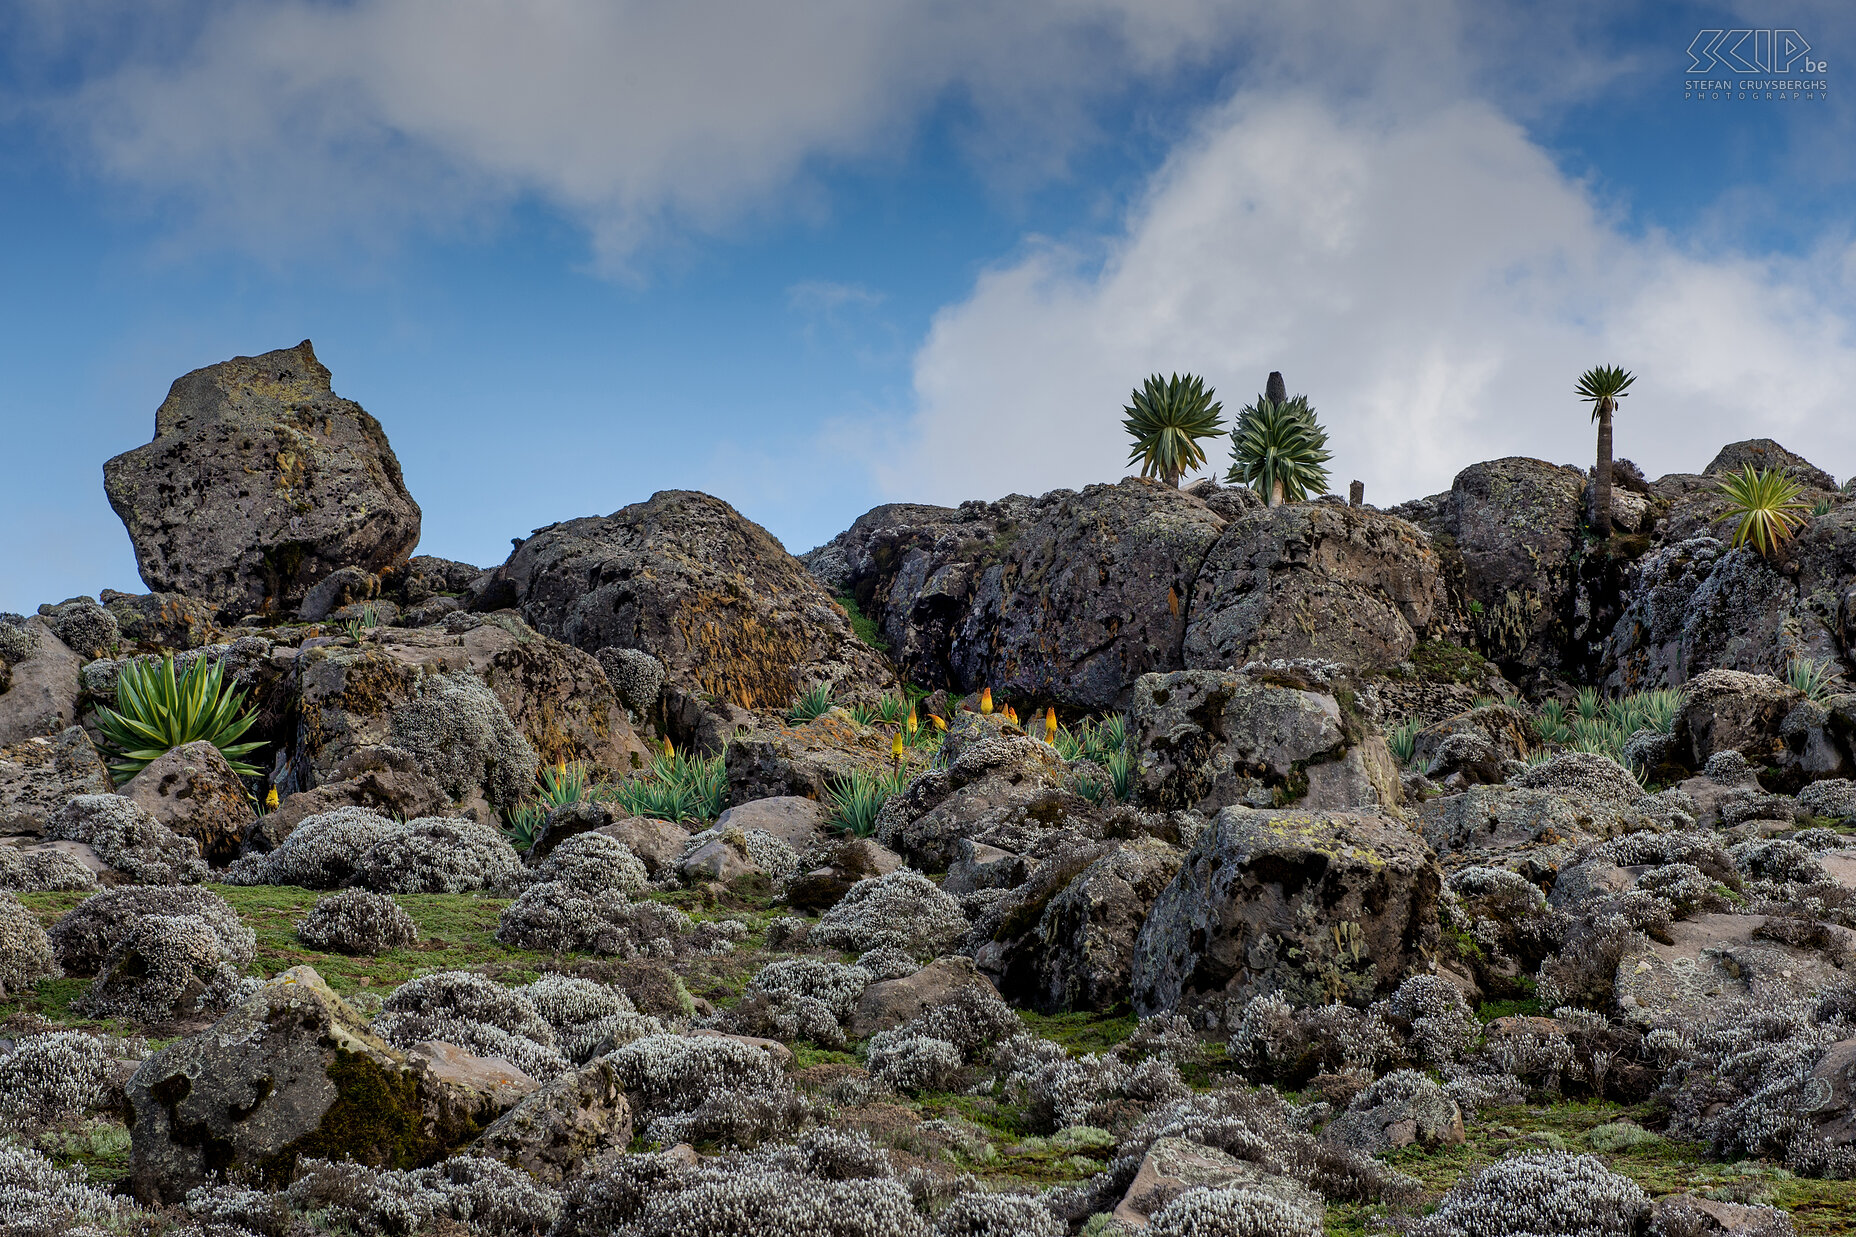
[0,728,114,834]
[102,342,422,617]
[0,618,82,747]
[126,966,509,1201]
[1674,669,1806,769]
[1182,503,1444,674]
[1131,807,1441,1021]
[121,740,255,864]
[483,490,891,718]
[983,836,1185,1013]
[1422,458,1587,672]
[806,480,1227,710]
[1128,666,1402,815]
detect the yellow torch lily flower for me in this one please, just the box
[979,687,993,715]
[1045,709,1058,743]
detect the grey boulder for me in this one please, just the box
[103,341,421,617]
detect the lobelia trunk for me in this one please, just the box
[1593,402,1614,536]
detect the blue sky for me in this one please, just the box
[2,1,1852,614]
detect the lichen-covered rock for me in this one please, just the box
[126,966,501,1201]
[985,836,1184,1013]
[818,481,1229,709]
[0,618,82,747]
[875,716,1096,871]
[473,1056,632,1184]
[725,711,932,804]
[99,588,220,651]
[254,744,451,851]
[1397,458,1589,675]
[1131,807,1441,1020]
[283,620,644,814]
[120,740,255,864]
[102,342,422,617]
[1676,669,1805,769]
[1129,666,1401,815]
[1706,438,1838,491]
[1600,540,1840,692]
[485,489,892,715]
[0,728,113,834]
[1183,503,1444,674]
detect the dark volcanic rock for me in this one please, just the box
[1182,503,1444,674]
[486,489,891,714]
[103,342,422,617]
[805,479,1227,710]
[1429,458,1587,672]
[1131,806,1441,1021]
[127,965,502,1201]
[1128,667,1403,816]
[1705,438,1838,491]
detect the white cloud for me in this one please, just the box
[17,0,1635,270]
[881,92,1856,508]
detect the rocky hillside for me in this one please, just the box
[0,343,1850,1234]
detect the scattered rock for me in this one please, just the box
[0,619,82,747]
[848,956,996,1038]
[473,1055,632,1184]
[0,728,114,834]
[120,740,255,864]
[1112,1135,1323,1229]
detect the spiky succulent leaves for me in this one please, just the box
[1226,394,1332,505]
[1715,464,1810,558]
[93,653,263,783]
[1574,365,1636,418]
[1122,372,1224,487]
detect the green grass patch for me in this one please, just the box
[1014,1008,1138,1056]
[1410,641,1491,685]
[836,595,889,652]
